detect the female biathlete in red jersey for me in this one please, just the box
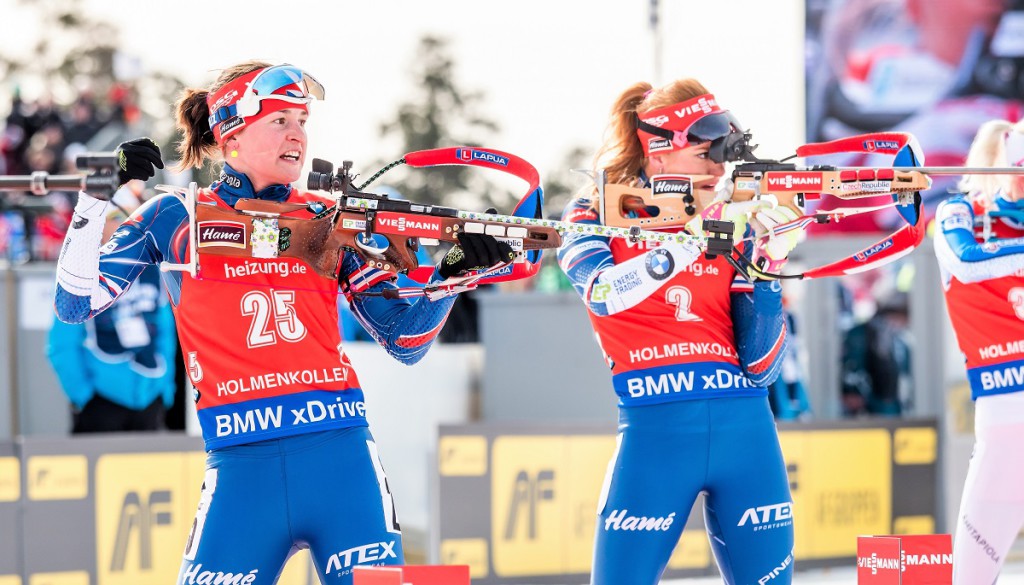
[558,78,807,585]
[53,61,512,584]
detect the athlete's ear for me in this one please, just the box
[648,154,665,174]
[222,136,239,159]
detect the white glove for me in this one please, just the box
[73,192,111,222]
[686,198,773,243]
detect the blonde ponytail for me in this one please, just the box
[962,119,1015,203]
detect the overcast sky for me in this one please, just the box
[2,0,804,199]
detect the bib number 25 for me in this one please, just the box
[241,289,308,348]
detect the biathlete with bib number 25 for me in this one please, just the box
[53,60,514,585]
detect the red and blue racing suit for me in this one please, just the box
[54,165,456,584]
[935,193,1024,583]
[558,194,794,585]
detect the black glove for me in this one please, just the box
[438,232,515,279]
[115,138,164,187]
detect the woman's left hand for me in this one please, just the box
[438,232,516,279]
[751,205,806,268]
[687,199,773,242]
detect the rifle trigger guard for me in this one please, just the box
[355,233,390,255]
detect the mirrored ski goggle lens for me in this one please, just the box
[684,111,744,144]
[248,66,325,101]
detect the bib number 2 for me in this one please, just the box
[666,285,702,322]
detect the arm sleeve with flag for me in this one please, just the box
[935,195,1024,284]
[557,198,700,316]
[342,251,456,365]
[731,280,789,387]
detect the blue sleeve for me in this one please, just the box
[731,280,789,386]
[155,301,178,408]
[46,319,94,408]
[337,297,366,341]
[55,194,188,322]
[934,195,1024,283]
[555,200,619,316]
[342,251,456,365]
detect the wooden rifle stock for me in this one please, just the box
[193,198,561,280]
[597,167,933,233]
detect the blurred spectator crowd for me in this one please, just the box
[0,83,143,262]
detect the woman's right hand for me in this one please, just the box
[751,205,805,257]
[115,138,164,187]
[686,199,773,242]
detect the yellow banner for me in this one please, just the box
[490,435,616,577]
[27,456,87,501]
[95,453,195,585]
[0,457,19,502]
[893,427,937,465]
[781,429,892,558]
[28,572,88,585]
[668,529,711,569]
[439,435,488,477]
[440,538,489,578]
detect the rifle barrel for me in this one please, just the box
[0,172,118,196]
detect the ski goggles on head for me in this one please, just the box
[636,93,744,157]
[207,65,326,143]
[1005,130,1024,167]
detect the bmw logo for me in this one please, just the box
[646,248,675,280]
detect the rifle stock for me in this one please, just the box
[594,166,933,232]
[193,196,562,280]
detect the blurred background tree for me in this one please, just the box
[373,34,593,221]
[0,0,184,161]
[374,35,506,210]
[541,144,592,219]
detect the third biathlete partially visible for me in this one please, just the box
[935,118,1024,584]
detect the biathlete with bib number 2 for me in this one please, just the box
[558,78,807,585]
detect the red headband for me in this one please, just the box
[636,93,728,156]
[206,66,317,144]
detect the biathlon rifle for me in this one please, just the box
[595,131,1024,281]
[0,154,121,197]
[160,147,737,298]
